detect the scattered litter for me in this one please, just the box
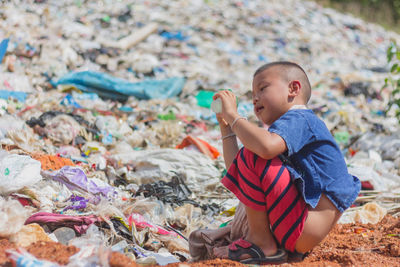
[0,0,399,266]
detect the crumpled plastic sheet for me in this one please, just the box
[41,166,116,200]
[0,39,9,63]
[0,114,27,139]
[110,148,222,191]
[67,224,110,267]
[52,71,186,101]
[42,115,83,145]
[0,90,27,102]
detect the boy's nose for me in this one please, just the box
[252,96,258,105]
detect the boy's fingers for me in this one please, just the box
[213,92,221,100]
[213,91,227,100]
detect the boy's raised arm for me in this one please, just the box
[229,118,287,159]
[214,90,287,159]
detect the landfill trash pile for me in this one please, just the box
[0,0,399,266]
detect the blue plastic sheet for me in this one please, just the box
[0,90,27,102]
[60,94,82,108]
[52,71,185,101]
[160,31,188,41]
[0,39,9,63]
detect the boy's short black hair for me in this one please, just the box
[254,61,312,102]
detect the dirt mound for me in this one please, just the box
[0,215,398,266]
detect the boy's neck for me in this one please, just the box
[289,104,308,110]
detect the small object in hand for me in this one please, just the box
[211,98,222,113]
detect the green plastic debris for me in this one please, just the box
[219,221,230,228]
[157,110,176,120]
[196,89,236,109]
[196,90,215,108]
[4,168,9,176]
[221,169,227,179]
[334,131,350,145]
[75,0,82,8]
[102,15,111,22]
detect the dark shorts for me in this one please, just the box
[221,147,308,252]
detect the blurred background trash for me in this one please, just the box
[0,0,399,265]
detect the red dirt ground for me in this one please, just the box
[0,215,398,266]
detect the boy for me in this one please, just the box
[212,61,360,264]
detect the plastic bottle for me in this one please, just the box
[210,98,222,113]
[211,89,238,113]
[53,227,76,245]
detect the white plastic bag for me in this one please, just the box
[0,197,31,237]
[354,202,387,224]
[68,225,110,267]
[0,151,42,194]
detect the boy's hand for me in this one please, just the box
[213,90,239,125]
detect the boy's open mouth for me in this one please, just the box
[255,106,264,113]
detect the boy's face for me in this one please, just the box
[252,67,291,126]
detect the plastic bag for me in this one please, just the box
[68,225,110,267]
[42,166,115,198]
[0,151,42,195]
[0,197,31,237]
[9,223,53,247]
[44,115,82,145]
[134,246,179,266]
[0,73,33,93]
[354,202,387,224]
[0,114,26,139]
[128,213,177,237]
[110,148,221,190]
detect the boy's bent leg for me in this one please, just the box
[244,205,278,257]
[214,205,280,260]
[221,147,306,256]
[295,194,342,253]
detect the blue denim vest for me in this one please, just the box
[269,109,360,212]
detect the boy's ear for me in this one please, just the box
[288,80,301,97]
